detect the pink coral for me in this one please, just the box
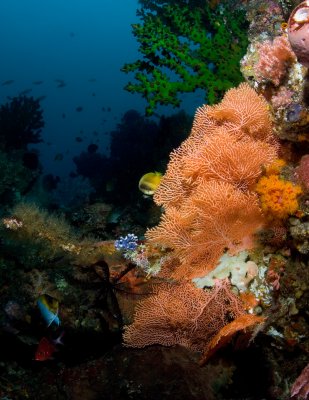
[254,36,296,86]
[271,87,294,109]
[295,154,309,191]
[290,363,309,400]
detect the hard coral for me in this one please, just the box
[255,175,302,219]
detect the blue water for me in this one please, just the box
[0,0,145,176]
[0,0,206,178]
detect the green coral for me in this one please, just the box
[122,0,248,115]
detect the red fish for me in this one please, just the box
[35,333,64,361]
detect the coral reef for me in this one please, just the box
[1,2,309,399]
[240,0,309,144]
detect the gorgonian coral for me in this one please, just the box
[146,83,278,279]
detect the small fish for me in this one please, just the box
[35,332,64,361]
[54,153,63,161]
[32,80,44,85]
[75,136,83,142]
[2,79,14,86]
[36,95,47,102]
[19,89,32,95]
[138,172,163,196]
[62,113,66,119]
[57,82,66,88]
[102,107,105,112]
[107,107,111,112]
[75,106,83,112]
[37,294,60,327]
[91,92,96,97]
[88,78,96,82]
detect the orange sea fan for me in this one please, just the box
[199,314,266,365]
[154,83,277,210]
[153,136,199,209]
[147,181,264,279]
[182,129,277,190]
[146,206,193,254]
[190,110,223,138]
[205,83,273,142]
[123,279,245,353]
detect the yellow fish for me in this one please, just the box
[138,172,162,195]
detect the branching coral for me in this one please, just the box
[123,0,248,115]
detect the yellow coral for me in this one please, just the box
[256,175,302,219]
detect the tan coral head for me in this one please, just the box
[288,1,309,67]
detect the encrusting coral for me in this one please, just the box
[146,82,278,279]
